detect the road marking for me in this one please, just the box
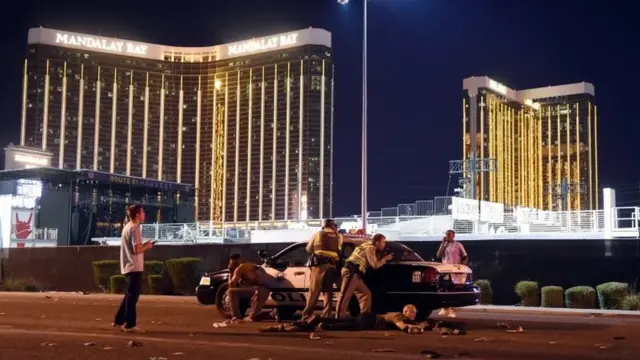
[0,327,440,359]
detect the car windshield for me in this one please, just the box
[383,242,424,262]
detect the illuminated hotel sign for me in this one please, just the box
[14,154,49,167]
[55,33,148,56]
[228,33,299,56]
[488,79,508,96]
[524,99,541,110]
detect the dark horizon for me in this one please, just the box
[2,0,639,217]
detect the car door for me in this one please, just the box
[263,243,310,306]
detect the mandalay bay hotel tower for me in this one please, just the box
[462,76,599,211]
[21,27,334,222]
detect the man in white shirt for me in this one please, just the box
[436,230,468,317]
[112,204,154,332]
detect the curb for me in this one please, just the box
[458,305,640,318]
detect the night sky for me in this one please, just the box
[2,0,639,216]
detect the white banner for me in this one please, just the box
[452,197,504,223]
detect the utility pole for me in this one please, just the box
[450,89,496,223]
[547,178,586,211]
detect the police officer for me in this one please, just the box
[226,254,277,322]
[335,233,393,319]
[300,218,343,323]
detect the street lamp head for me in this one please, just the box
[337,0,349,4]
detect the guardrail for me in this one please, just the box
[138,208,608,244]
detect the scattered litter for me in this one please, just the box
[420,350,442,358]
[613,336,626,340]
[506,326,524,333]
[373,348,396,353]
[40,342,57,346]
[172,352,184,356]
[496,322,510,329]
[384,332,394,337]
[95,318,101,321]
[309,333,321,340]
[439,327,465,336]
[84,342,96,346]
[595,344,611,349]
[149,357,167,360]
[213,322,229,328]
[44,295,52,299]
[0,313,5,316]
[40,315,46,318]
[324,341,334,345]
[103,347,114,350]
[549,341,558,344]
[187,332,197,337]
[127,340,143,347]
[247,358,261,360]
[474,337,490,342]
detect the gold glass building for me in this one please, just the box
[21,27,334,222]
[462,76,599,211]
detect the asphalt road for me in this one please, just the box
[0,292,639,360]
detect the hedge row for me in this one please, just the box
[511,281,638,310]
[92,258,202,295]
[473,279,640,310]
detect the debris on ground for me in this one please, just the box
[148,357,167,360]
[474,337,490,342]
[595,344,611,349]
[420,350,442,358]
[309,333,321,340]
[84,342,96,346]
[549,341,558,344]
[373,348,396,353]
[40,342,57,346]
[496,322,510,329]
[103,347,114,350]
[506,326,524,333]
[0,313,5,316]
[384,332,394,337]
[172,352,184,355]
[127,340,143,347]
[324,341,334,345]
[613,336,626,340]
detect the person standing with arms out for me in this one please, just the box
[301,219,343,323]
[436,229,468,317]
[335,234,393,319]
[113,205,154,332]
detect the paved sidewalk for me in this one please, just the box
[460,305,640,317]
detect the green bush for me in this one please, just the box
[515,281,539,307]
[565,286,596,309]
[92,260,120,292]
[144,261,165,276]
[474,279,493,305]
[165,257,203,295]
[109,275,127,294]
[0,278,42,292]
[621,295,640,311]
[148,275,165,295]
[596,282,629,310]
[541,286,564,308]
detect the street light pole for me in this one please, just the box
[361,0,368,232]
[338,0,368,232]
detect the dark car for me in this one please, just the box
[195,241,480,320]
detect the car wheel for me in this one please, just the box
[215,283,248,319]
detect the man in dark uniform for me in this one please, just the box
[300,219,343,323]
[226,254,277,322]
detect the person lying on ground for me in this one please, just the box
[316,305,429,333]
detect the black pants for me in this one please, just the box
[114,271,142,328]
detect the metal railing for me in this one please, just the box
[139,208,607,244]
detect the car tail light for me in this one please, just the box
[422,268,440,284]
